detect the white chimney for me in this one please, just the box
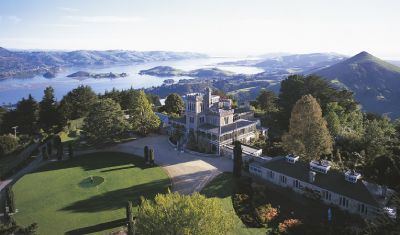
[309,171,316,183]
[344,170,361,183]
[285,154,299,164]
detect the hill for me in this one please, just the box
[0,47,207,79]
[315,51,400,117]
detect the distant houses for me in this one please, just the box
[249,154,397,219]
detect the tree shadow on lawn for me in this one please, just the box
[60,178,171,213]
[65,218,126,235]
[201,172,236,199]
[34,152,150,173]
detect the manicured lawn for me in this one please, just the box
[201,173,266,235]
[13,152,170,235]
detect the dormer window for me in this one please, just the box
[309,160,331,174]
[345,170,361,183]
[285,154,299,164]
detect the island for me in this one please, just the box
[138,66,236,80]
[67,71,128,79]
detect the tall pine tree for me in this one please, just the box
[39,86,59,131]
[282,95,333,161]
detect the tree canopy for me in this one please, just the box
[83,98,128,141]
[39,86,60,130]
[128,90,160,136]
[164,93,184,115]
[136,192,235,235]
[60,85,98,120]
[282,94,333,161]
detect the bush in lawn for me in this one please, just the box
[278,218,302,234]
[126,201,135,235]
[0,135,19,157]
[6,187,15,213]
[233,141,243,177]
[68,143,73,158]
[255,204,278,224]
[144,146,149,163]
[149,148,154,166]
[41,146,48,160]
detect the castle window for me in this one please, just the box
[280,175,287,184]
[224,117,229,125]
[323,190,332,201]
[199,117,205,123]
[189,117,194,123]
[339,197,349,208]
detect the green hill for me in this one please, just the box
[315,51,400,118]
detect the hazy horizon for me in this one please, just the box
[1,0,400,59]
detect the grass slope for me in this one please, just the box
[13,152,170,235]
[201,173,265,235]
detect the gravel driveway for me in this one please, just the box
[107,135,233,194]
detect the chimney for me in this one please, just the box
[344,170,361,183]
[309,171,316,183]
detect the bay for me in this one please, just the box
[0,57,263,104]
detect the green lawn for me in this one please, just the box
[201,173,266,235]
[13,152,170,235]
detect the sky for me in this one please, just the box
[0,0,399,59]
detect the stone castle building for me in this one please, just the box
[170,88,259,154]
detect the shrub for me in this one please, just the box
[0,135,19,157]
[255,204,278,224]
[149,148,154,166]
[278,218,302,234]
[68,143,73,158]
[144,146,149,163]
[6,187,15,213]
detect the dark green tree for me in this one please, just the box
[59,85,98,120]
[15,95,39,135]
[233,141,242,177]
[6,186,15,213]
[256,89,278,113]
[126,201,135,235]
[164,93,185,115]
[149,148,155,166]
[83,98,128,141]
[39,86,59,131]
[144,146,149,163]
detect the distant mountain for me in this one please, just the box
[255,53,347,73]
[315,51,400,117]
[0,47,207,79]
[217,53,346,75]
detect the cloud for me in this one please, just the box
[0,15,22,24]
[66,15,144,23]
[58,7,79,13]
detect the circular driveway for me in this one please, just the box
[108,135,233,194]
